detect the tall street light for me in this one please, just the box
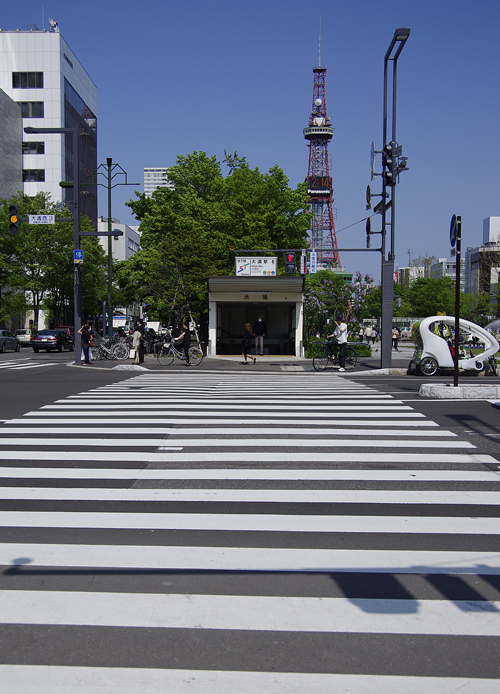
[82,159,139,338]
[380,28,410,368]
[24,126,83,362]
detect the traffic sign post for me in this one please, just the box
[74,249,84,266]
[452,215,462,388]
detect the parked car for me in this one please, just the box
[0,330,21,353]
[55,325,75,340]
[14,328,34,346]
[31,329,74,353]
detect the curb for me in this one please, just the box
[419,383,500,399]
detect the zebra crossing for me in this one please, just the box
[0,357,60,371]
[0,373,499,692]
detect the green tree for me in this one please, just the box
[408,276,455,317]
[0,193,106,328]
[124,151,310,334]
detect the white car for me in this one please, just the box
[15,329,33,346]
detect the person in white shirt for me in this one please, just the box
[327,315,348,371]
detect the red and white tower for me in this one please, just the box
[303,40,340,268]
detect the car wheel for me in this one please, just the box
[0,343,5,353]
[420,356,438,376]
[15,342,20,352]
[33,348,39,353]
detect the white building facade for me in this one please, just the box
[0,27,97,224]
[144,167,173,197]
[430,257,465,292]
[97,217,141,261]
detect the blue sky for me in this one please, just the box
[4,0,500,281]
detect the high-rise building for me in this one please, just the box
[97,217,141,261]
[465,218,500,295]
[0,88,22,199]
[0,24,97,225]
[144,168,173,197]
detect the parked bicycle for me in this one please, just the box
[312,341,357,372]
[157,338,203,366]
[465,345,498,376]
[91,337,129,361]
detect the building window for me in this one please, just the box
[18,102,44,118]
[23,169,45,182]
[12,72,44,89]
[22,141,45,155]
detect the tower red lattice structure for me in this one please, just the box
[304,56,340,268]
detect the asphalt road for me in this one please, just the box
[0,349,499,691]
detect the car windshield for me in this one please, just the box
[38,331,58,336]
[16,330,29,335]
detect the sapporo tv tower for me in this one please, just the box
[303,26,340,268]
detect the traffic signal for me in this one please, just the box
[366,218,371,248]
[8,205,19,234]
[285,251,296,274]
[383,143,396,187]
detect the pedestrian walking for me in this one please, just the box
[327,314,348,371]
[78,323,93,365]
[365,325,372,344]
[178,322,191,366]
[371,327,378,344]
[241,323,256,364]
[253,316,266,356]
[358,326,364,342]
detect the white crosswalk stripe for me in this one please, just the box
[0,372,499,692]
[0,358,60,370]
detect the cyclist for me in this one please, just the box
[327,315,348,372]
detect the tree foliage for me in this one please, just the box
[0,193,107,328]
[123,151,310,333]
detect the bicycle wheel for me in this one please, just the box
[344,348,357,370]
[489,356,498,377]
[91,346,102,361]
[157,345,174,366]
[188,346,203,366]
[313,350,329,372]
[112,343,129,360]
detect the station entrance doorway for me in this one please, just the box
[207,276,304,357]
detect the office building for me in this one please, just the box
[0,24,97,225]
[0,88,22,199]
[431,257,465,292]
[144,168,173,197]
[97,217,141,261]
[464,217,500,295]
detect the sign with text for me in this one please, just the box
[236,257,277,276]
[29,214,55,225]
[309,251,317,274]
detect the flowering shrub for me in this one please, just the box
[304,271,374,339]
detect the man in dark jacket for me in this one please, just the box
[252,316,266,356]
[136,319,145,364]
[178,322,191,366]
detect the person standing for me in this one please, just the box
[372,327,378,345]
[178,322,191,366]
[136,319,145,363]
[392,326,400,351]
[241,323,256,364]
[132,326,142,364]
[78,323,93,365]
[252,316,266,357]
[328,315,348,372]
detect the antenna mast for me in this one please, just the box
[303,20,340,268]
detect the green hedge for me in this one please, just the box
[304,338,372,359]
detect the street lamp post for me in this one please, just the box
[24,126,83,362]
[82,160,139,338]
[380,28,410,368]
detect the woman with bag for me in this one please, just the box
[78,324,93,365]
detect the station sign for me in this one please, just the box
[236,257,277,276]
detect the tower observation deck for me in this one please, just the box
[304,62,340,267]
